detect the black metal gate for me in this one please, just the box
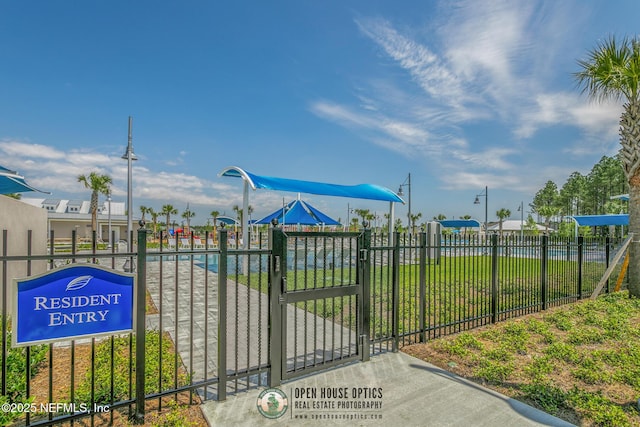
[268,228,371,384]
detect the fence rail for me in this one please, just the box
[0,226,622,425]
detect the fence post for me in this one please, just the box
[2,230,6,396]
[577,236,583,299]
[605,237,611,294]
[217,228,228,400]
[134,224,148,424]
[541,235,548,311]
[490,234,499,324]
[419,232,427,342]
[268,226,285,386]
[392,232,400,352]
[359,228,371,362]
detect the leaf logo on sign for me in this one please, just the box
[66,275,93,291]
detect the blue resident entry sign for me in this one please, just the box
[12,264,135,347]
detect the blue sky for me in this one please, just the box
[0,1,636,226]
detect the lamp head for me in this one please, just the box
[121,148,138,161]
[397,186,404,196]
[474,196,480,205]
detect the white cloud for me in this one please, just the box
[441,171,522,191]
[308,2,623,196]
[0,141,66,160]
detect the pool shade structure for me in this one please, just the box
[0,165,49,195]
[219,166,404,248]
[568,214,629,237]
[439,219,482,229]
[255,199,340,227]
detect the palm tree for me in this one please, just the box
[77,172,112,233]
[149,208,159,239]
[232,204,242,226]
[538,206,558,235]
[210,210,220,243]
[575,35,640,297]
[160,204,178,235]
[182,205,195,234]
[232,204,253,226]
[353,208,370,226]
[496,208,511,235]
[410,212,422,234]
[139,205,150,222]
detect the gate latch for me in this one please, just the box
[279,278,287,304]
[360,249,368,262]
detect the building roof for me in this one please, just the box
[21,198,127,217]
[487,219,548,232]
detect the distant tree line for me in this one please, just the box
[530,155,628,228]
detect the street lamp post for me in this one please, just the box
[107,186,112,249]
[474,186,488,235]
[121,116,137,272]
[121,116,138,251]
[398,173,411,232]
[517,201,524,240]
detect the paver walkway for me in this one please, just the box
[144,256,355,399]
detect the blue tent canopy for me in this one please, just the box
[569,214,629,227]
[219,166,404,203]
[255,200,340,226]
[439,219,481,228]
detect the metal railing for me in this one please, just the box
[0,225,621,425]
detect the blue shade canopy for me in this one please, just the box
[219,166,404,203]
[255,200,341,226]
[611,194,629,201]
[569,215,629,226]
[216,216,238,225]
[439,219,482,228]
[0,165,49,195]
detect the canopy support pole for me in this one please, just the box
[243,179,249,250]
[389,201,394,245]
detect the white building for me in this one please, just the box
[21,197,134,244]
[487,219,551,234]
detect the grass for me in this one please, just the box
[403,291,640,427]
[231,252,615,340]
[4,326,198,426]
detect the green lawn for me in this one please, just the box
[403,291,640,426]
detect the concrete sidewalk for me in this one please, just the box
[201,351,574,427]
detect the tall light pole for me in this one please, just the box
[121,116,138,251]
[517,201,524,240]
[107,186,112,248]
[398,173,411,232]
[474,186,488,234]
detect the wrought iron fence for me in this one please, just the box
[0,225,622,425]
[368,232,622,351]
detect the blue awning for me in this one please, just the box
[611,194,629,201]
[439,219,482,228]
[219,166,404,203]
[569,215,628,226]
[0,165,49,195]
